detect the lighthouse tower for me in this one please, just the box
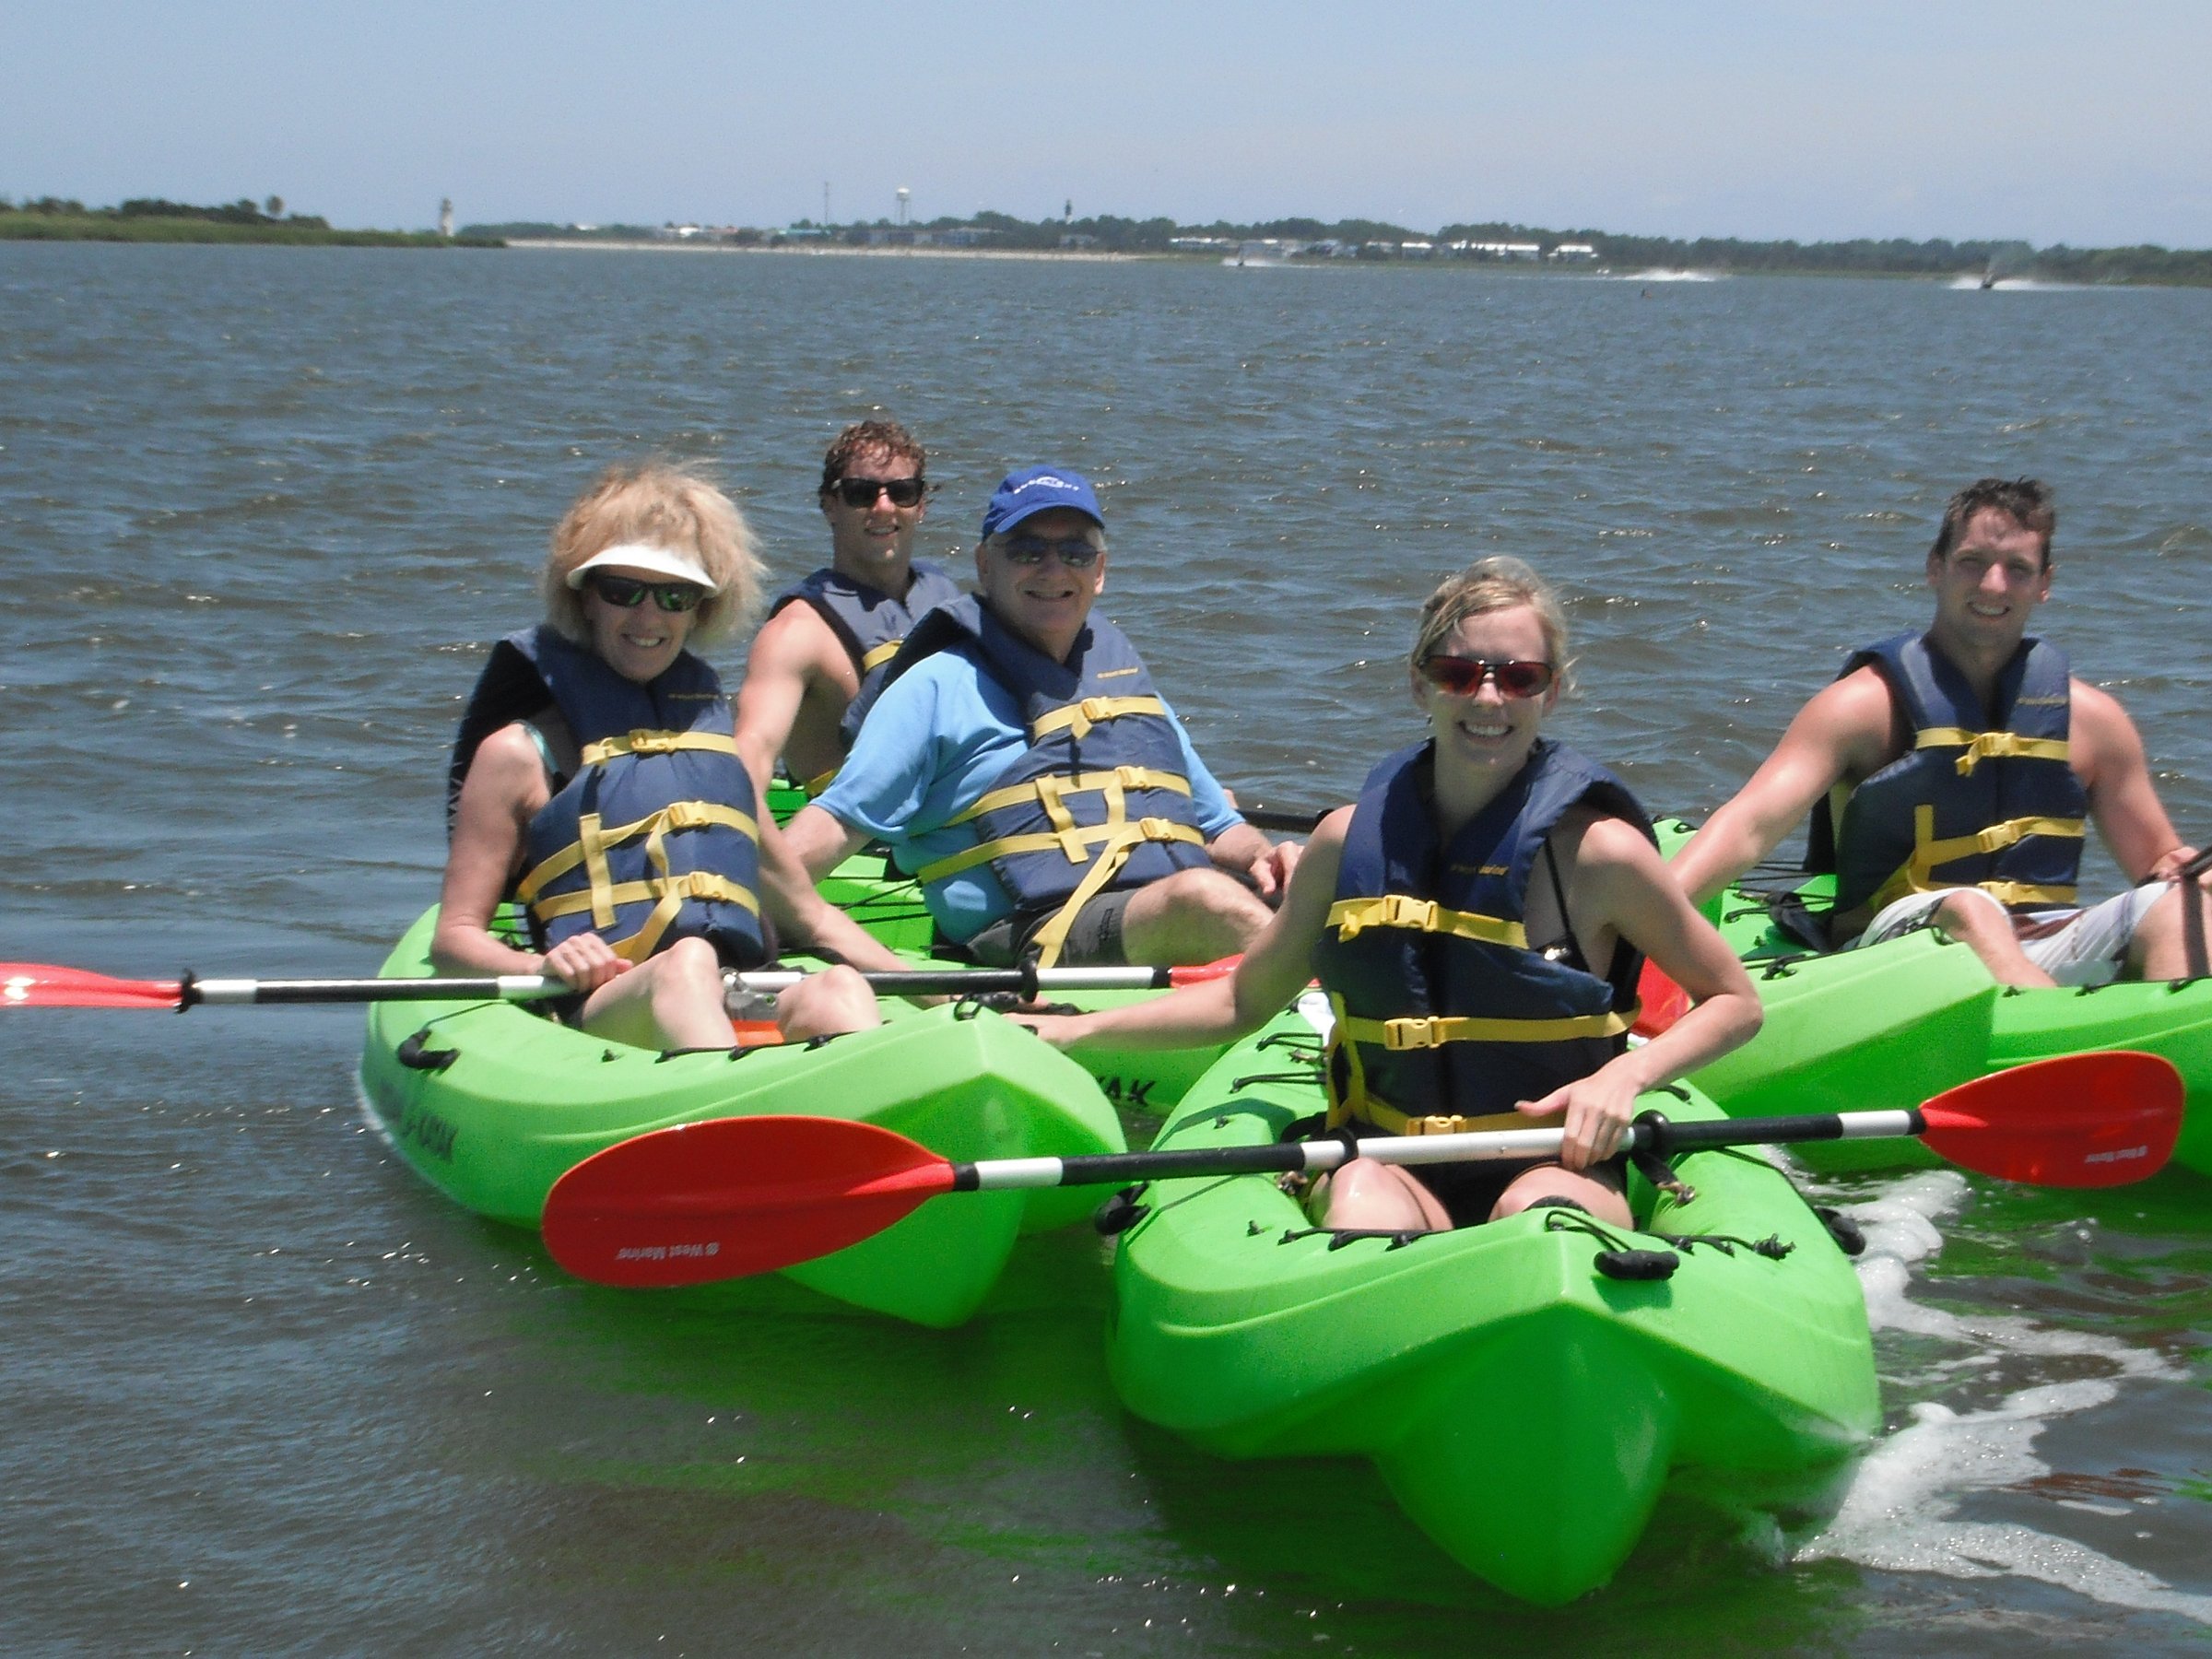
[440,198,453,239]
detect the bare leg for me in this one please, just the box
[2127,882,2212,981]
[580,935,736,1051]
[1119,867,1273,966]
[1491,1164,1632,1227]
[1931,891,2054,988]
[1307,1157,1453,1232]
[775,963,881,1041]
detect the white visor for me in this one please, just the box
[566,542,720,594]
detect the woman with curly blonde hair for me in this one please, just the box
[435,460,899,1053]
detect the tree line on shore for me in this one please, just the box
[1,195,498,247]
[8,195,2208,283]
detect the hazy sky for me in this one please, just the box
[7,2,2209,246]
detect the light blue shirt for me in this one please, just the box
[816,650,1242,941]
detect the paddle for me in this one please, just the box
[539,1049,2182,1287]
[1240,804,1328,834]
[2178,844,2212,982]
[0,958,1241,1013]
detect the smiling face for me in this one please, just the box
[1926,506,2052,655]
[819,442,924,582]
[974,506,1107,661]
[582,567,699,683]
[1412,604,1557,782]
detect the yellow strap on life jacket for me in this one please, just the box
[916,817,1205,884]
[1337,1009,1637,1051]
[514,802,759,907]
[1326,894,1529,949]
[529,871,760,963]
[859,639,903,672]
[947,766,1194,829]
[1323,1094,1539,1136]
[1913,726,2071,777]
[804,765,840,795]
[579,728,743,767]
[1029,694,1168,743]
[1865,803,2084,913]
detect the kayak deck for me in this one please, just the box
[359,905,1123,1327]
[1655,818,2212,1177]
[1107,1008,1877,1605]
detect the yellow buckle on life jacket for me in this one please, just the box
[1322,1093,1538,1136]
[1885,805,2087,908]
[1341,1009,1637,1050]
[952,766,1194,826]
[1914,726,2071,778]
[579,728,743,767]
[1326,894,1529,949]
[1030,694,1166,743]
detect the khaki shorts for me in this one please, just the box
[962,889,1135,969]
[1857,884,2166,985]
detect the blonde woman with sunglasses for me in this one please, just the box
[433,461,906,1054]
[1022,557,1760,1230]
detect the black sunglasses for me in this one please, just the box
[830,476,926,509]
[588,572,705,614]
[997,533,1102,568]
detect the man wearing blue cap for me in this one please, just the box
[783,465,1294,968]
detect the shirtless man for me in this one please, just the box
[732,419,963,797]
[1671,477,2209,986]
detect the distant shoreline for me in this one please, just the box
[502,237,1145,262]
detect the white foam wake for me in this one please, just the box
[1790,1171,2212,1625]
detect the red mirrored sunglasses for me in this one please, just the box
[1417,655,1555,699]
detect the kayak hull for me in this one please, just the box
[1107,1009,1878,1605]
[1657,818,2212,1176]
[359,906,1123,1326]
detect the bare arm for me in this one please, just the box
[783,802,871,883]
[2071,681,2192,882]
[1524,814,1763,1169]
[1206,818,1301,900]
[755,812,913,975]
[430,725,551,977]
[1025,807,1349,1053]
[731,606,850,800]
[1670,668,1895,907]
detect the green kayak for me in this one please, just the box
[1656,818,2212,1176]
[1107,1006,1878,1606]
[359,906,1123,1328]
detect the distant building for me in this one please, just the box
[1548,242,1597,260]
[1400,239,1434,257]
[439,197,453,239]
[1449,241,1542,261]
[1060,232,1098,250]
[1171,236,1238,253]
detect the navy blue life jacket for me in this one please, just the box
[1312,738,1649,1135]
[771,559,963,681]
[448,626,767,969]
[771,559,963,789]
[1808,630,2086,929]
[854,594,1215,965]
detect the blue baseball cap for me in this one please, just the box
[979,465,1104,540]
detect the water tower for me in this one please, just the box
[896,187,910,228]
[439,197,453,238]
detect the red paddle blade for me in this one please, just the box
[1631,959,1692,1039]
[542,1114,958,1287]
[0,962,183,1011]
[1166,955,1241,987]
[1919,1051,2183,1187]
